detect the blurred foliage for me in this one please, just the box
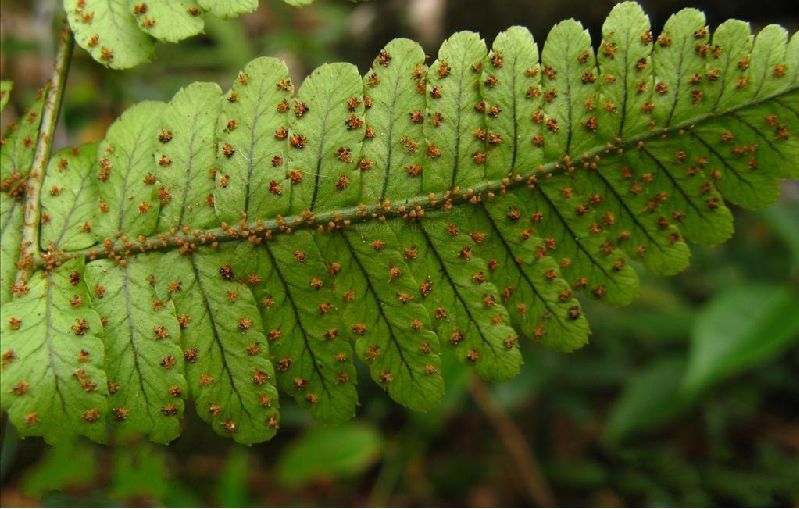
[2,0,799,506]
[277,424,383,487]
[683,284,799,398]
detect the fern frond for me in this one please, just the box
[65,0,155,69]
[3,2,798,444]
[64,0,319,69]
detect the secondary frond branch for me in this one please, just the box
[15,24,74,288]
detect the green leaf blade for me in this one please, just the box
[1,193,23,305]
[359,38,427,203]
[423,31,488,192]
[0,81,11,113]
[631,139,734,245]
[540,19,598,157]
[572,156,692,276]
[339,225,446,410]
[478,202,591,352]
[86,255,187,443]
[682,283,799,397]
[412,215,523,380]
[0,261,108,443]
[706,19,753,114]
[597,1,653,140]
[603,355,689,445]
[130,0,205,43]
[40,144,98,252]
[277,423,383,487]
[232,237,358,424]
[197,0,257,19]
[651,8,709,127]
[155,83,222,232]
[1,87,46,185]
[94,101,166,240]
[65,0,155,70]
[748,25,792,101]
[482,26,541,178]
[288,63,365,213]
[214,57,293,224]
[156,248,280,444]
[517,181,640,306]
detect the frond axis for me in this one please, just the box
[39,84,798,269]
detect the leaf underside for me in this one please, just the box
[63,0,317,69]
[2,2,798,444]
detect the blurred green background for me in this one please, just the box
[1,0,798,506]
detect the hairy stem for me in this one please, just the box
[38,84,797,270]
[15,23,74,287]
[470,378,557,507]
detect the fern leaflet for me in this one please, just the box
[64,0,319,69]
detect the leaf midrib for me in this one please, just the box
[244,79,270,214]
[378,69,403,202]
[535,185,616,282]
[117,129,153,233]
[53,158,95,249]
[261,241,335,399]
[479,204,570,330]
[309,78,351,212]
[418,224,502,357]
[176,126,202,228]
[189,252,257,422]
[120,263,157,426]
[341,230,418,381]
